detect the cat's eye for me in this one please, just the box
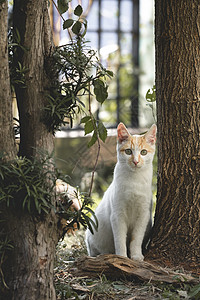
[125,149,132,155]
[140,149,147,156]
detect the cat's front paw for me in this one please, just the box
[131,254,144,261]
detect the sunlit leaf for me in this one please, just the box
[98,121,107,143]
[146,85,156,102]
[80,116,91,124]
[84,119,94,135]
[88,131,98,148]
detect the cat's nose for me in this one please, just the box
[133,160,138,166]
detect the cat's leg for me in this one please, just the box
[129,211,150,261]
[111,216,128,257]
[85,229,100,257]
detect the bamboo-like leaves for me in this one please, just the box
[0,154,57,215]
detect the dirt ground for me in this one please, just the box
[54,231,200,300]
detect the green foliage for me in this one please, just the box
[58,190,98,238]
[63,19,73,29]
[0,233,13,289]
[93,79,108,104]
[80,116,107,147]
[189,283,200,299]
[44,2,113,150]
[146,84,156,122]
[57,0,71,14]
[0,153,57,215]
[74,5,83,17]
[44,37,113,134]
[146,84,156,103]
[71,20,82,35]
[0,151,97,235]
[8,28,28,90]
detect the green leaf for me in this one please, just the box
[189,283,200,299]
[84,207,98,230]
[74,5,83,17]
[63,19,74,30]
[93,79,108,104]
[84,119,94,135]
[106,70,114,77]
[88,131,98,148]
[146,85,156,102]
[98,121,107,142]
[80,116,91,124]
[57,0,70,14]
[72,21,82,35]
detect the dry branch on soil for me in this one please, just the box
[74,254,198,284]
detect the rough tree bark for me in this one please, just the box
[13,0,54,158]
[0,1,61,299]
[0,1,16,159]
[147,0,200,274]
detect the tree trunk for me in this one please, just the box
[147,0,200,274]
[3,212,59,300]
[0,1,61,299]
[13,0,54,158]
[0,1,16,159]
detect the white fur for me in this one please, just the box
[85,125,156,261]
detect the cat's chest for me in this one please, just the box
[116,173,151,196]
[112,174,152,208]
[111,183,151,223]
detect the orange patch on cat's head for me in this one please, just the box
[135,136,155,154]
[117,123,156,153]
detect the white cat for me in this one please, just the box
[85,123,157,261]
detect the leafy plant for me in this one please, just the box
[0,153,57,214]
[58,189,98,239]
[45,37,113,134]
[0,233,13,289]
[44,1,113,141]
[0,151,98,237]
[81,116,107,147]
[8,28,28,90]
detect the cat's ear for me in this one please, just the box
[145,124,157,145]
[117,123,130,143]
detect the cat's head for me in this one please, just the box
[117,123,157,170]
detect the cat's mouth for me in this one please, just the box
[133,160,141,168]
[130,162,142,169]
